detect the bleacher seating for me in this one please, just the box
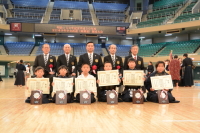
[106,44,131,57]
[4,42,35,55]
[137,17,170,28]
[137,0,185,28]
[138,42,167,57]
[174,0,199,23]
[182,0,198,15]
[93,2,129,27]
[157,40,200,56]
[153,0,187,10]
[147,6,180,20]
[7,0,48,24]
[174,12,200,23]
[49,0,92,25]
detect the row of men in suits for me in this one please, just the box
[33,42,144,78]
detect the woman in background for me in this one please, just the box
[14,60,26,87]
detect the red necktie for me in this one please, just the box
[134,56,137,60]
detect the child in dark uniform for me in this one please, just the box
[25,66,50,103]
[52,65,74,103]
[122,58,146,102]
[97,62,121,102]
[145,61,180,103]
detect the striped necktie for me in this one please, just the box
[66,54,69,66]
[112,55,115,67]
[44,54,48,66]
[89,54,92,66]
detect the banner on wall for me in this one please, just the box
[35,24,119,35]
[0,65,5,76]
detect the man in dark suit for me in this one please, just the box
[124,45,144,70]
[77,42,103,77]
[57,44,77,76]
[33,44,57,96]
[104,44,123,76]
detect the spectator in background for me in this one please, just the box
[147,61,154,76]
[165,59,170,74]
[25,64,30,81]
[182,53,194,87]
[14,60,26,87]
[169,55,181,87]
[0,72,3,82]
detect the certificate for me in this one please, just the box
[53,77,73,93]
[75,78,97,93]
[97,70,119,86]
[150,75,173,90]
[123,70,144,86]
[27,78,50,94]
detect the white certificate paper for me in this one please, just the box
[27,78,50,94]
[150,75,173,90]
[53,77,73,93]
[75,78,97,93]
[97,70,119,86]
[123,70,144,86]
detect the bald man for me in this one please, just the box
[33,44,57,77]
[57,44,77,76]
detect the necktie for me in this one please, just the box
[66,54,69,66]
[134,56,137,60]
[112,55,115,67]
[89,54,92,66]
[44,54,47,66]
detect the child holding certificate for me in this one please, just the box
[75,63,96,103]
[25,66,50,103]
[97,62,122,102]
[52,65,74,103]
[145,61,180,103]
[122,58,146,102]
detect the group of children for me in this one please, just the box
[25,58,180,104]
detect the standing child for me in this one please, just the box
[97,62,122,102]
[75,63,96,103]
[122,58,146,102]
[52,65,74,103]
[145,61,180,103]
[25,66,50,103]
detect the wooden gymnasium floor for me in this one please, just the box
[0,78,200,133]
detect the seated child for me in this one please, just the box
[52,65,74,103]
[145,61,180,103]
[122,58,146,102]
[97,61,122,102]
[75,63,96,103]
[25,66,50,104]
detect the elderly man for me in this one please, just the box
[33,43,57,97]
[57,44,77,76]
[124,45,144,70]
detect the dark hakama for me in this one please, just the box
[14,64,26,86]
[145,71,179,103]
[182,57,194,86]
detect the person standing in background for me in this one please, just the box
[182,53,194,87]
[169,55,181,87]
[14,60,26,87]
